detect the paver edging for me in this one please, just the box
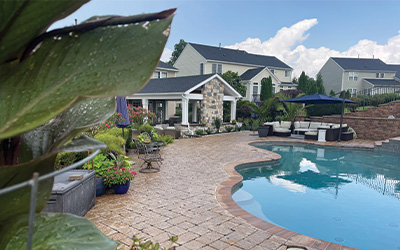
[216,139,360,250]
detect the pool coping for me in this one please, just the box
[216,139,364,250]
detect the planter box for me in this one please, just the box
[43,170,96,216]
[258,126,269,137]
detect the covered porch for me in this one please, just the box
[127,74,242,127]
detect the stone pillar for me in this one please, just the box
[182,97,189,125]
[142,98,149,110]
[201,78,224,128]
[230,100,237,122]
[192,100,197,123]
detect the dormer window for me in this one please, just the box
[349,72,358,81]
[376,73,384,78]
[285,71,290,77]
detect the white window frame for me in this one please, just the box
[380,73,385,78]
[212,63,222,74]
[161,72,167,78]
[153,71,160,79]
[285,71,290,77]
[348,88,357,97]
[252,82,259,96]
[349,72,358,81]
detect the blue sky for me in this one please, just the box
[53,0,400,77]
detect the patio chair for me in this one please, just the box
[134,139,163,172]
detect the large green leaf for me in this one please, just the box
[0,213,118,250]
[19,97,115,162]
[0,136,106,224]
[0,0,89,64]
[0,10,174,140]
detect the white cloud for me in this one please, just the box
[225,19,400,78]
[160,48,173,63]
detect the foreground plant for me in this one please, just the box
[127,235,178,250]
[0,1,174,249]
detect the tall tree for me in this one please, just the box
[329,89,336,96]
[297,71,309,93]
[307,78,317,94]
[168,39,187,65]
[316,73,326,94]
[220,71,246,97]
[260,77,273,101]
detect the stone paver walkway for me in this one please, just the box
[85,132,375,249]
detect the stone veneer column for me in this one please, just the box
[201,78,224,128]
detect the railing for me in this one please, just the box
[0,149,100,250]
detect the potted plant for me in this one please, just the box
[82,153,113,196]
[243,118,251,130]
[103,153,136,194]
[214,117,222,133]
[245,98,281,137]
[276,93,305,133]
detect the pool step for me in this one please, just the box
[375,137,400,154]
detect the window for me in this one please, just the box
[272,84,276,94]
[212,63,222,74]
[288,86,292,89]
[161,72,167,78]
[200,63,204,75]
[252,82,259,96]
[153,71,160,78]
[285,71,290,77]
[380,73,385,78]
[348,88,357,97]
[270,69,275,75]
[349,72,358,81]
[280,87,284,92]
[127,99,142,107]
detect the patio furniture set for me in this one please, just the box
[134,132,164,173]
[265,121,353,141]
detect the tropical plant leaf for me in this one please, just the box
[0,213,118,250]
[0,136,106,224]
[19,97,115,162]
[0,10,174,140]
[0,0,89,64]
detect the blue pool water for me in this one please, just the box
[232,143,400,250]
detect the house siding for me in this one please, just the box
[174,44,206,76]
[319,58,344,93]
[342,71,396,92]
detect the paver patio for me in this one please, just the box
[85,132,375,249]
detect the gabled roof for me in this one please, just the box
[139,74,214,94]
[138,74,242,98]
[157,61,178,71]
[189,43,292,69]
[385,64,400,78]
[331,57,394,71]
[363,78,400,86]
[240,67,265,81]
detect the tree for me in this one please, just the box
[297,71,309,93]
[168,39,187,65]
[316,73,326,95]
[329,90,336,96]
[220,71,246,97]
[0,2,173,248]
[245,97,282,124]
[260,77,273,101]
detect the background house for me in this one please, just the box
[319,57,400,96]
[174,43,296,101]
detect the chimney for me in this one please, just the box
[219,43,221,50]
[373,55,374,59]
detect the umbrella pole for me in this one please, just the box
[338,91,346,141]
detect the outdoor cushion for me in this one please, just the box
[305,131,318,136]
[294,121,300,129]
[272,121,280,127]
[309,122,321,129]
[274,127,290,133]
[280,121,291,129]
[300,121,310,128]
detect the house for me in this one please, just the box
[127,74,242,126]
[174,43,296,101]
[152,61,179,79]
[319,57,400,96]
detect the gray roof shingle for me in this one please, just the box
[280,81,298,86]
[157,61,178,71]
[240,67,265,80]
[385,64,400,78]
[190,43,292,69]
[364,78,400,86]
[331,57,394,71]
[138,74,215,94]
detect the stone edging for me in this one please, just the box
[216,139,360,250]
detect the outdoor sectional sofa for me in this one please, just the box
[265,121,349,141]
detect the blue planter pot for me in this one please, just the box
[113,181,130,194]
[96,177,106,197]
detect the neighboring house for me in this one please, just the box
[174,43,296,101]
[319,57,400,96]
[152,61,179,79]
[127,74,242,125]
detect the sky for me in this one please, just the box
[52,0,400,78]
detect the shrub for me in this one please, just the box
[82,153,113,178]
[139,123,154,134]
[54,151,89,170]
[225,126,233,132]
[215,117,222,132]
[162,135,174,144]
[306,103,342,116]
[195,129,204,135]
[94,133,126,154]
[231,120,237,125]
[128,105,156,129]
[205,128,213,134]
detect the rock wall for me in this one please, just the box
[201,78,224,128]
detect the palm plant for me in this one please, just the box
[275,93,305,123]
[245,97,282,125]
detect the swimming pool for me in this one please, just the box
[232,143,400,250]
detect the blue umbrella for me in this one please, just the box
[281,93,355,104]
[281,93,356,141]
[115,97,130,137]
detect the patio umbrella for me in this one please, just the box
[115,97,130,137]
[281,93,356,140]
